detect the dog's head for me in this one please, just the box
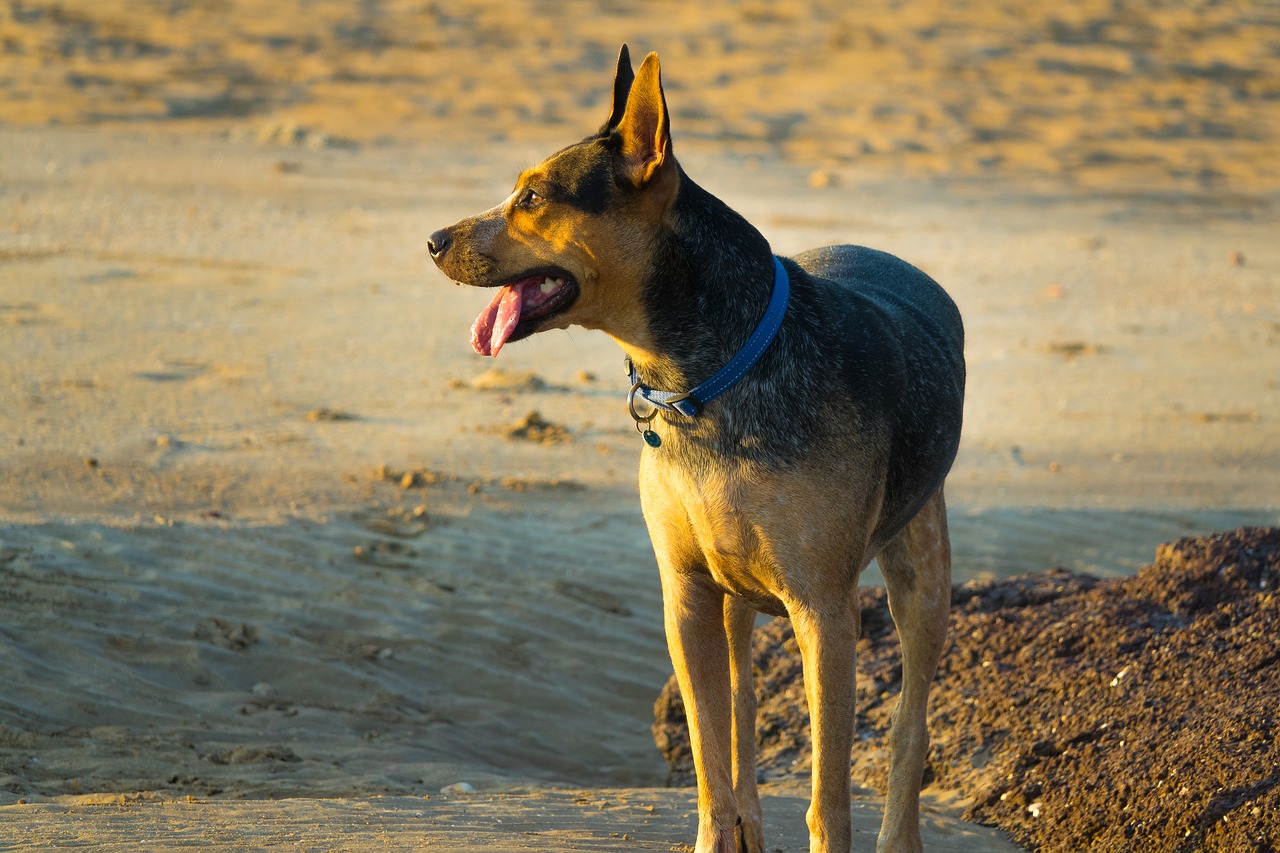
[427,45,678,357]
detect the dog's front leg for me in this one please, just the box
[660,565,738,853]
[790,602,860,853]
[725,595,765,853]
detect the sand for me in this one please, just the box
[2,2,1278,850]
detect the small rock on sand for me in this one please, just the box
[503,410,571,444]
[440,782,475,795]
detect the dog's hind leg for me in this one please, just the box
[725,595,765,853]
[875,488,952,853]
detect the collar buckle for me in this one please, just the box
[627,378,658,427]
[627,379,664,447]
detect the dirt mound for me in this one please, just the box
[653,528,1280,851]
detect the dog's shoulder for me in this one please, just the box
[788,245,964,401]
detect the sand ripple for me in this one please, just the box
[0,499,670,802]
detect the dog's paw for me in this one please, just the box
[735,812,766,853]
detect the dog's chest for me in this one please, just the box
[641,456,790,615]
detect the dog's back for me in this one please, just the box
[795,245,965,542]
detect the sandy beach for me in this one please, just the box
[2,2,1278,849]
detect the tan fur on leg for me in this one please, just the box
[725,596,765,853]
[875,488,952,853]
[789,602,861,853]
[659,566,739,853]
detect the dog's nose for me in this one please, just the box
[427,228,452,259]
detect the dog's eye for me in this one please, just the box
[517,188,545,209]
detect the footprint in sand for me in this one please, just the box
[305,407,358,422]
[2,302,49,326]
[135,357,209,383]
[192,617,259,651]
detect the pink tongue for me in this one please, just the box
[470,285,523,357]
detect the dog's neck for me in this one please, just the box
[623,169,778,397]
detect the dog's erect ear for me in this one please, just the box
[615,52,671,188]
[601,43,635,134]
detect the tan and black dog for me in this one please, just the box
[428,45,965,853]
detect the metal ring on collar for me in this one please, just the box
[627,379,659,427]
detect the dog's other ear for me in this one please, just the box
[600,43,635,134]
[615,51,671,188]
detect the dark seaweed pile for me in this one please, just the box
[654,528,1280,851]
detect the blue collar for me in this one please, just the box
[626,255,790,445]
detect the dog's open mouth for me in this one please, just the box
[469,271,578,357]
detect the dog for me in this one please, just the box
[427,45,965,853]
